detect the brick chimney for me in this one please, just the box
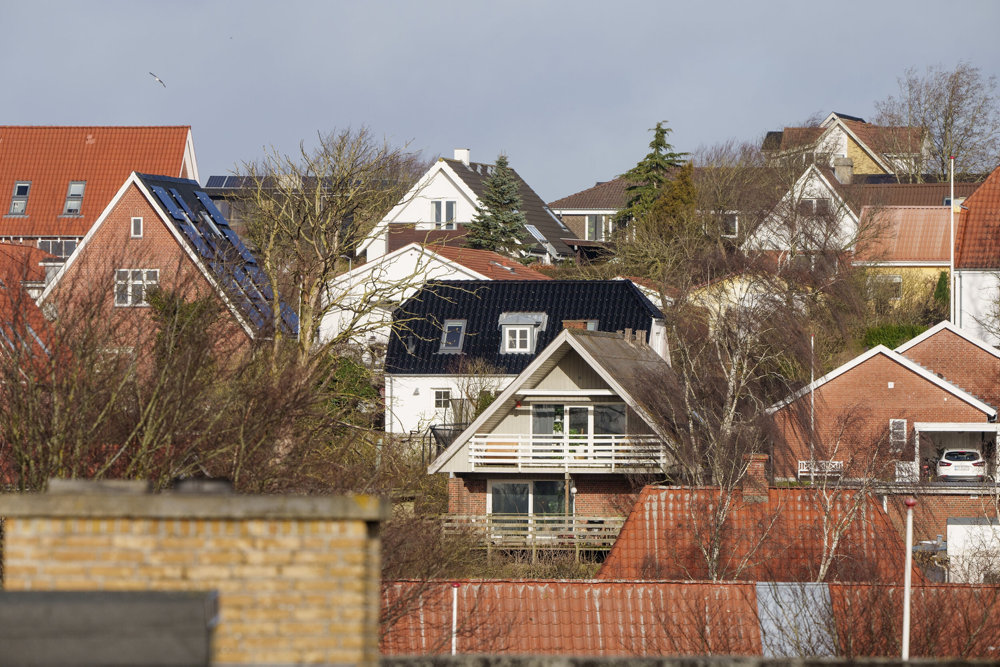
[833,157,854,184]
[742,453,770,502]
[562,319,588,330]
[454,148,470,166]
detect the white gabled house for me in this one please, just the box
[430,327,673,550]
[360,149,573,263]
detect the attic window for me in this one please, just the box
[499,312,547,354]
[439,319,466,353]
[433,200,456,229]
[9,182,30,215]
[62,181,86,215]
[131,217,143,238]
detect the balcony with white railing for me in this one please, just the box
[443,514,625,551]
[467,433,665,471]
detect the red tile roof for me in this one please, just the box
[0,243,54,284]
[854,206,951,263]
[428,245,551,280]
[841,119,925,156]
[382,580,1000,658]
[381,579,761,656]
[0,126,192,238]
[955,165,1000,269]
[597,486,908,582]
[818,167,982,213]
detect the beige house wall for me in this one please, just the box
[846,137,888,175]
[0,488,388,666]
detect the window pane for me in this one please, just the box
[595,404,626,435]
[492,483,529,515]
[443,324,462,348]
[115,283,128,305]
[9,200,26,214]
[131,270,142,281]
[445,201,455,222]
[532,405,557,434]
[532,481,566,516]
[568,407,588,435]
[14,184,30,197]
[116,270,129,281]
[131,283,143,304]
[63,240,76,255]
[432,201,442,222]
[68,182,85,197]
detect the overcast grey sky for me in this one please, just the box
[3,1,999,201]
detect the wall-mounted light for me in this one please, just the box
[413,387,420,396]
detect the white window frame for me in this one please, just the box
[486,478,574,517]
[432,200,457,229]
[37,237,79,259]
[868,274,903,301]
[131,217,144,238]
[114,268,159,307]
[62,181,86,216]
[890,419,907,454]
[722,212,739,238]
[585,214,608,241]
[503,325,533,353]
[439,319,466,353]
[433,388,451,410]
[9,181,30,215]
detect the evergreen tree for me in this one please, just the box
[465,154,527,257]
[615,121,688,225]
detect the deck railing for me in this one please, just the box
[443,514,625,550]
[467,434,664,471]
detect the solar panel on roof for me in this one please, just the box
[150,186,187,221]
[221,228,257,264]
[178,223,212,259]
[205,176,227,188]
[524,224,547,243]
[224,176,243,189]
[169,188,197,220]
[193,191,232,229]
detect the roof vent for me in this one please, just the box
[454,148,470,166]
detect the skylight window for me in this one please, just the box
[9,182,30,215]
[439,319,466,353]
[63,181,86,215]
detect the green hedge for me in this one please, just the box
[863,323,928,349]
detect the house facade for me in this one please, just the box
[38,172,295,349]
[768,325,998,482]
[429,328,672,550]
[0,126,198,262]
[360,149,573,263]
[954,165,1000,344]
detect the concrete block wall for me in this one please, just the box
[0,488,388,665]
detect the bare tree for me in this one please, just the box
[236,127,427,362]
[875,62,1000,181]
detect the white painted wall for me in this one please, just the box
[319,243,487,347]
[385,374,513,435]
[955,270,1000,346]
[947,519,1000,583]
[748,168,857,252]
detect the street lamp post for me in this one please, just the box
[902,496,917,660]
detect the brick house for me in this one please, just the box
[38,172,296,350]
[0,126,198,262]
[429,327,672,551]
[768,340,995,482]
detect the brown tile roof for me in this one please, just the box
[854,206,951,263]
[0,126,192,238]
[597,486,909,582]
[382,579,1000,658]
[442,158,573,256]
[549,177,630,211]
[841,119,925,155]
[386,225,467,253]
[955,165,1000,269]
[817,167,982,213]
[428,244,551,280]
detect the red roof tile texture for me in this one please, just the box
[955,165,1000,269]
[429,245,551,280]
[597,486,908,582]
[382,580,1000,658]
[854,206,951,263]
[0,126,192,238]
[549,177,630,211]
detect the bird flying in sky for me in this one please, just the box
[148,72,166,88]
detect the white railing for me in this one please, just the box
[467,433,664,470]
[797,459,844,481]
[443,514,625,549]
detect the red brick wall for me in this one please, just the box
[901,328,1000,407]
[48,183,249,351]
[885,492,1000,543]
[771,353,990,479]
[448,477,486,515]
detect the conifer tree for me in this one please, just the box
[465,154,526,257]
[615,121,689,225]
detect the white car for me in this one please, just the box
[936,449,987,482]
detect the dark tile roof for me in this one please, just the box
[955,165,1000,269]
[134,173,298,338]
[385,280,662,375]
[441,159,573,256]
[548,177,630,211]
[0,126,192,238]
[817,166,982,213]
